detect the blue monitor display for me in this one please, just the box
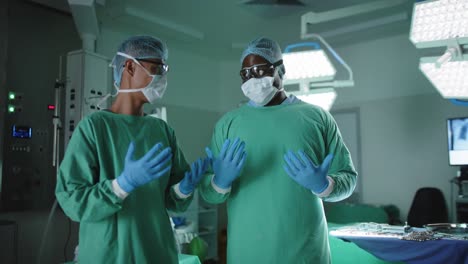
[12,125,32,139]
[448,117,468,165]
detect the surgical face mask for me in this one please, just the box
[111,52,168,104]
[241,76,282,106]
[118,74,167,104]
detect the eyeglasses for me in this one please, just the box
[136,58,169,76]
[240,60,282,81]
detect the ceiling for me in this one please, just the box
[30,0,416,57]
[97,0,415,57]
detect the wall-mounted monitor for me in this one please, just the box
[448,117,468,166]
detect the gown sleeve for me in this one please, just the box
[199,119,231,204]
[320,110,358,202]
[165,125,194,212]
[55,118,123,222]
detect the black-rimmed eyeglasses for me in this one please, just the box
[240,60,282,81]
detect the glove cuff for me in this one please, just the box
[112,179,129,199]
[174,182,193,198]
[178,179,194,196]
[211,175,231,194]
[117,173,135,193]
[213,175,232,189]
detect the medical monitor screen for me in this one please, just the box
[448,117,468,165]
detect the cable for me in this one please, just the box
[36,199,58,264]
[64,216,71,261]
[37,56,65,263]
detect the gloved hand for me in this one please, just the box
[117,142,172,193]
[283,150,333,194]
[205,138,247,189]
[179,157,210,195]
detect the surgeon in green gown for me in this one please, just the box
[199,37,358,264]
[56,35,208,263]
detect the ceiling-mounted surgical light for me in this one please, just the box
[419,54,468,99]
[283,42,336,84]
[282,34,354,110]
[410,0,468,49]
[296,88,337,111]
[283,50,336,81]
[282,37,353,89]
[410,0,468,102]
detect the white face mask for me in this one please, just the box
[118,74,167,104]
[112,52,168,104]
[241,76,282,106]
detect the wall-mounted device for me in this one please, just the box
[12,125,32,139]
[64,50,111,149]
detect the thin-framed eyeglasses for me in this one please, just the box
[136,58,169,76]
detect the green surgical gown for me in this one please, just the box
[199,102,357,264]
[56,111,192,263]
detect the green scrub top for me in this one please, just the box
[56,111,193,263]
[200,101,357,264]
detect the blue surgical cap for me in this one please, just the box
[240,37,285,78]
[112,35,168,87]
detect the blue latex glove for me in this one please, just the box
[179,157,210,195]
[283,150,333,194]
[117,142,172,193]
[205,138,247,189]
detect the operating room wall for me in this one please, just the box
[218,59,248,111]
[0,1,81,263]
[337,93,466,222]
[329,33,467,222]
[165,104,221,162]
